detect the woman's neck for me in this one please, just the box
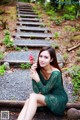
[41,65,53,73]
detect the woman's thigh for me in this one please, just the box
[30,93,46,106]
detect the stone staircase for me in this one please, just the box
[0,2,74,120]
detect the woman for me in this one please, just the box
[17,46,68,120]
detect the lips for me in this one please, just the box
[40,62,45,65]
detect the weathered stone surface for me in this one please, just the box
[18,8,33,12]
[17,14,37,18]
[13,32,52,39]
[67,108,80,120]
[14,39,53,47]
[0,69,33,100]
[17,18,40,22]
[3,50,39,63]
[16,21,44,26]
[17,11,36,15]
[15,26,49,32]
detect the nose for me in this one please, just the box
[40,57,44,62]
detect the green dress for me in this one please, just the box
[32,70,68,116]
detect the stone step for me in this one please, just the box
[17,6,33,10]
[15,26,50,32]
[17,5,33,8]
[0,69,33,100]
[17,14,37,18]
[14,39,53,47]
[17,8,33,12]
[17,18,40,22]
[2,51,64,66]
[3,50,39,64]
[13,32,52,39]
[0,64,72,103]
[17,11,36,15]
[16,21,44,26]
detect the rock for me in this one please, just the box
[67,108,80,120]
[3,62,10,70]
[59,62,64,68]
[0,46,5,53]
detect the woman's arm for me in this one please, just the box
[36,72,60,95]
[32,79,40,93]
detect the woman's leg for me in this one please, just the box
[24,93,46,120]
[17,99,29,120]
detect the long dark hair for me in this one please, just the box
[36,46,63,85]
[37,46,61,72]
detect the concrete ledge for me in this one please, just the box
[0,100,80,109]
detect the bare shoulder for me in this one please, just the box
[52,68,60,72]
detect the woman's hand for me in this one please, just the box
[31,62,37,71]
[30,69,40,83]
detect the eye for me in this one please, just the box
[44,56,48,59]
[39,55,42,58]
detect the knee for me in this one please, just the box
[30,93,37,101]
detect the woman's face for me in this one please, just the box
[39,50,51,67]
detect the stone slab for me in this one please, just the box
[17,18,40,22]
[17,14,37,18]
[17,9,34,12]
[13,32,52,39]
[2,51,64,66]
[14,39,53,47]
[15,26,49,32]
[17,11,36,15]
[0,68,74,103]
[16,21,44,26]
[3,50,39,63]
[0,69,33,100]
[17,5,32,8]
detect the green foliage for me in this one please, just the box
[63,53,68,61]
[53,17,63,25]
[63,14,75,20]
[23,47,28,51]
[54,32,60,39]
[68,66,80,95]
[3,30,14,48]
[64,5,76,15]
[0,52,4,60]
[15,47,21,51]
[0,64,5,76]
[51,44,59,49]
[20,63,31,69]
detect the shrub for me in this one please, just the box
[68,66,80,95]
[0,64,5,76]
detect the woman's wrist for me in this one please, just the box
[36,79,40,83]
